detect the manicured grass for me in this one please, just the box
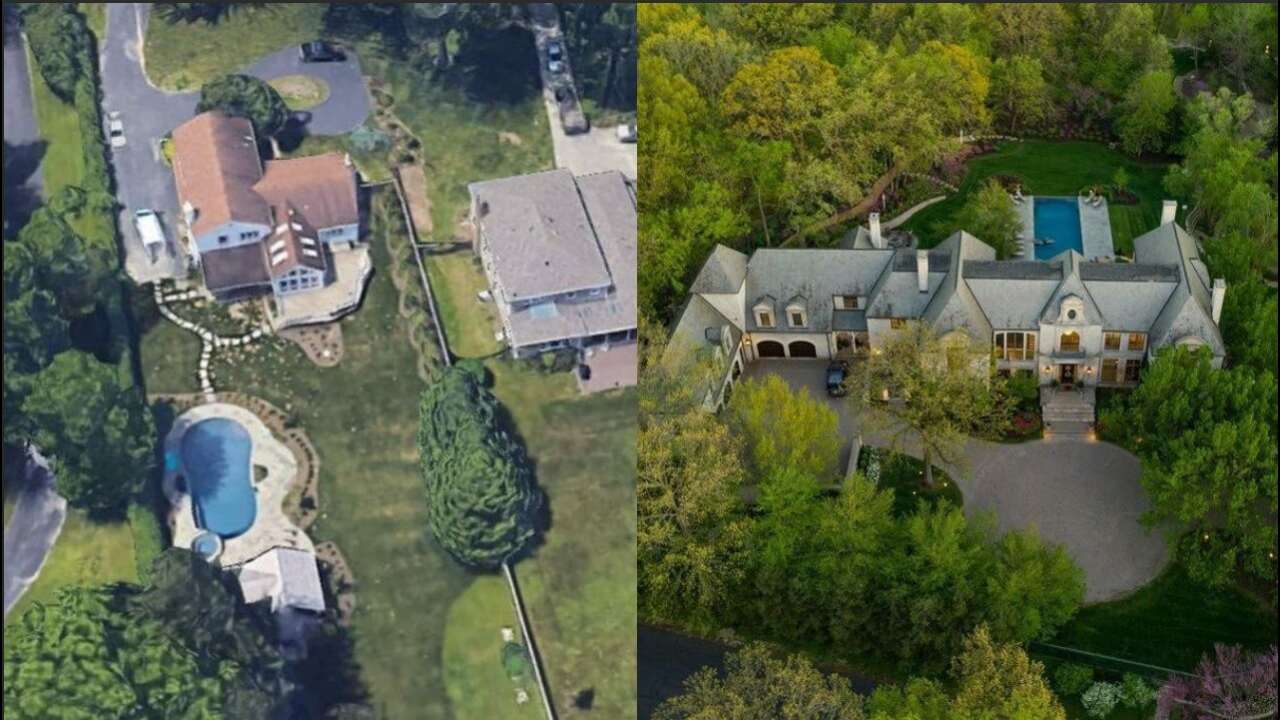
[3,509,137,628]
[856,446,962,517]
[372,54,554,240]
[1049,562,1278,673]
[487,361,639,719]
[442,575,544,720]
[425,249,503,358]
[280,133,391,184]
[143,4,327,91]
[270,74,331,111]
[138,319,201,395]
[902,140,1172,257]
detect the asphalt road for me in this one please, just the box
[638,624,878,719]
[3,14,44,235]
[3,448,68,618]
[100,3,371,284]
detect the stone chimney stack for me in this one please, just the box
[917,250,929,293]
[1161,200,1178,225]
[869,212,883,249]
[1211,278,1226,325]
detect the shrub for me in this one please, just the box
[501,642,531,681]
[20,3,92,102]
[1081,681,1122,718]
[1053,662,1095,696]
[128,502,166,584]
[1119,673,1156,709]
[197,74,289,138]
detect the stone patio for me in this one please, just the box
[578,342,638,394]
[163,402,314,568]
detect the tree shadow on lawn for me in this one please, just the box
[449,25,542,106]
[2,139,47,238]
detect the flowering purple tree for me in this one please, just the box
[1156,644,1278,720]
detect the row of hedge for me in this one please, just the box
[22,3,169,570]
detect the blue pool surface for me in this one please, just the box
[1033,197,1084,260]
[181,418,256,538]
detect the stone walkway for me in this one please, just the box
[742,359,1168,603]
[153,285,266,400]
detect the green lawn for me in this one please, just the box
[1048,562,1278,673]
[3,509,137,629]
[27,45,85,202]
[442,575,544,720]
[902,140,1172,257]
[486,363,638,718]
[142,4,327,91]
[425,250,503,359]
[138,319,201,395]
[372,55,554,240]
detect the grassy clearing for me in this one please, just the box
[1049,562,1278,672]
[372,55,553,239]
[442,575,545,720]
[487,361,638,719]
[142,4,327,91]
[270,74,331,110]
[425,250,502,359]
[902,140,1171,257]
[3,509,137,628]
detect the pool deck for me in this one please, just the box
[163,403,314,567]
[1015,195,1115,261]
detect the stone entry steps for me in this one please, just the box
[1041,385,1096,431]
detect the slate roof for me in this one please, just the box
[469,169,613,302]
[922,232,993,340]
[744,249,894,332]
[864,248,948,319]
[690,245,748,294]
[1133,224,1225,355]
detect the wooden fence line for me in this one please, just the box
[389,166,452,368]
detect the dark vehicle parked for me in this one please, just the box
[299,41,346,63]
[547,39,564,61]
[826,361,849,397]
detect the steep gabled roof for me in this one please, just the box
[922,232,993,340]
[172,111,268,236]
[744,248,894,332]
[1133,223,1225,355]
[1037,251,1104,324]
[254,152,358,231]
[690,245,748,295]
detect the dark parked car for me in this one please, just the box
[299,41,346,63]
[826,361,849,397]
[547,39,564,61]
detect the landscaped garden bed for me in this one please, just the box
[856,446,962,517]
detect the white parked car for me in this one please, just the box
[108,112,126,148]
[547,58,564,74]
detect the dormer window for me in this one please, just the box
[756,309,774,328]
[789,310,805,327]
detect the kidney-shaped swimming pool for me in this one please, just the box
[181,417,257,538]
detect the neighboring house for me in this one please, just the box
[468,168,637,358]
[171,111,360,303]
[237,546,326,614]
[669,207,1226,408]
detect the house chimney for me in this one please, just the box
[1211,278,1226,325]
[916,250,929,293]
[869,212,883,249]
[1161,200,1178,225]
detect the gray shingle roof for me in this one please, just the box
[745,248,893,332]
[963,261,1061,280]
[690,245,748,294]
[1134,223,1224,355]
[923,232,994,339]
[470,169,613,302]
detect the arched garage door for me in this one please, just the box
[757,340,785,358]
[788,340,817,358]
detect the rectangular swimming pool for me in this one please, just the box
[1033,197,1083,260]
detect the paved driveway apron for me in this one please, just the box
[100,4,370,284]
[742,359,1168,603]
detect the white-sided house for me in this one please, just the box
[668,207,1226,418]
[237,546,326,614]
[468,169,637,359]
[171,111,360,303]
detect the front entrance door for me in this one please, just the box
[1059,363,1077,385]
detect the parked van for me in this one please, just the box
[134,209,167,261]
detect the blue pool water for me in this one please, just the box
[180,418,256,538]
[1033,197,1084,260]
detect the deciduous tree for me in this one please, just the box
[1117,69,1177,155]
[1156,644,1278,720]
[197,74,289,138]
[957,179,1021,259]
[728,373,841,481]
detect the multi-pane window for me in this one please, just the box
[1104,332,1122,351]
[1101,358,1120,383]
[1124,360,1141,383]
[1060,331,1081,352]
[1128,333,1146,352]
[757,310,774,328]
[834,295,860,310]
[789,311,805,327]
[890,318,907,329]
[994,331,1037,361]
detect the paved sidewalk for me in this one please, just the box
[742,359,1169,603]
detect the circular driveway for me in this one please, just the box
[742,359,1169,604]
[959,438,1168,603]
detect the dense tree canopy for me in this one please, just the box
[418,361,541,568]
[727,374,841,481]
[197,74,289,138]
[957,179,1021,259]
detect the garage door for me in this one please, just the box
[788,340,817,358]
[757,340,785,358]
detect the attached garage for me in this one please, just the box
[757,340,786,358]
[788,340,817,358]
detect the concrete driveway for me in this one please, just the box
[4,15,44,235]
[4,448,68,617]
[99,3,370,284]
[530,4,636,180]
[741,359,1168,603]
